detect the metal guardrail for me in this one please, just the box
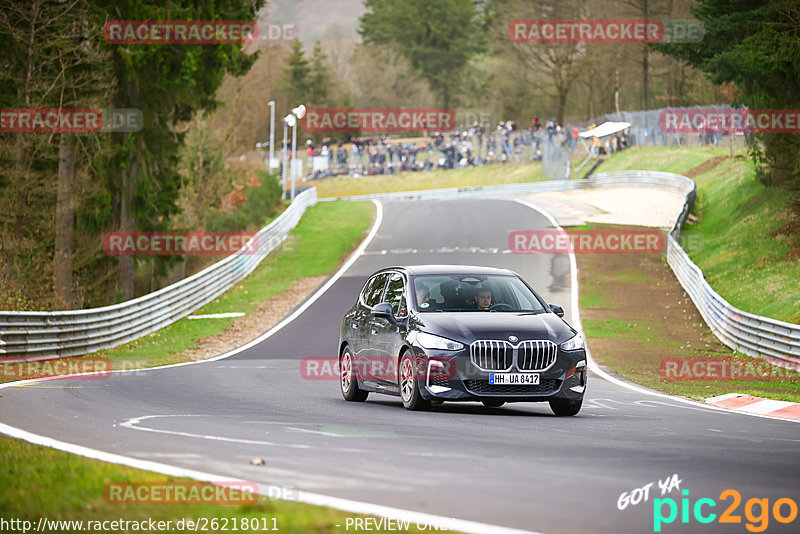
[0,188,318,360]
[324,171,800,367]
[666,239,800,367]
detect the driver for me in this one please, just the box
[474,287,492,310]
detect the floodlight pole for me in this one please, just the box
[291,120,297,201]
[289,105,306,201]
[281,120,288,201]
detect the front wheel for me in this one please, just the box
[399,352,430,411]
[340,347,368,402]
[549,398,582,416]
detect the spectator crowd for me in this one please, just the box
[286,116,590,181]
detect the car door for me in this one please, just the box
[349,275,377,356]
[356,272,390,380]
[370,272,408,388]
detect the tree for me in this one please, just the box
[495,0,590,125]
[282,39,334,107]
[349,42,434,107]
[359,0,487,107]
[316,25,358,108]
[308,41,332,106]
[653,0,800,194]
[0,0,112,309]
[624,0,653,110]
[52,5,112,309]
[94,0,262,300]
[282,38,312,102]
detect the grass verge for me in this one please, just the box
[315,162,548,198]
[594,145,735,175]
[685,158,799,323]
[0,435,442,533]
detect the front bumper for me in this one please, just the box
[412,345,587,403]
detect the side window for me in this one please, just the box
[384,273,407,317]
[359,276,377,304]
[363,274,389,307]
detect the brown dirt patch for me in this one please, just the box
[579,238,727,366]
[683,156,729,178]
[177,275,328,361]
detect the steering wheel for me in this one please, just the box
[489,302,513,311]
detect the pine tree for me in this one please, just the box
[308,41,332,106]
[282,39,312,102]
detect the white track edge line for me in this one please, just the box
[510,197,800,425]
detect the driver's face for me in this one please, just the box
[476,291,492,309]
[416,289,429,304]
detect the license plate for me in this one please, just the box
[489,373,540,385]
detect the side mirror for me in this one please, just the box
[549,304,565,318]
[371,302,397,324]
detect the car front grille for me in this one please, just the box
[464,378,561,395]
[517,340,557,371]
[469,339,557,371]
[470,340,513,371]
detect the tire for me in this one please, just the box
[399,352,430,411]
[340,347,368,402]
[481,399,505,408]
[549,398,582,416]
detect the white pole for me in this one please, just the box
[291,120,297,201]
[281,121,288,201]
[268,101,275,172]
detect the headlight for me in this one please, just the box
[560,333,585,351]
[416,332,464,351]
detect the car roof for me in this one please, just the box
[380,265,517,276]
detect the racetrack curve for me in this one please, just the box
[2,198,799,534]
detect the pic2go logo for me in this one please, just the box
[653,489,798,532]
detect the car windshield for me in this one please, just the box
[412,274,546,313]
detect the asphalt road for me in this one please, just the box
[2,198,799,534]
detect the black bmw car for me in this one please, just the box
[338,265,587,415]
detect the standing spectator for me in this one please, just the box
[336,145,348,168]
[546,119,556,141]
[305,139,315,168]
[322,137,333,165]
[369,143,378,167]
[591,136,600,156]
[571,128,579,150]
[513,135,523,163]
[351,137,360,167]
[486,131,496,159]
[497,123,508,160]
